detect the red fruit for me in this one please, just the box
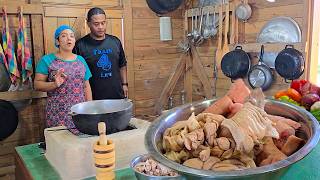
[291,80,308,94]
[301,93,320,110]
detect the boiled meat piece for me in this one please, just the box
[183,158,203,169]
[203,156,221,170]
[203,122,218,146]
[226,79,251,104]
[221,118,254,154]
[257,137,287,166]
[227,103,243,118]
[267,114,301,130]
[165,150,191,164]
[216,137,231,150]
[281,135,304,156]
[196,113,226,124]
[212,161,241,171]
[184,128,205,151]
[203,96,233,115]
[199,148,211,162]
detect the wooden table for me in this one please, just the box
[15,142,320,180]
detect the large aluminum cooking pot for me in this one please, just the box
[145,99,320,179]
[70,99,132,135]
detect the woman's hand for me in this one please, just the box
[54,68,67,87]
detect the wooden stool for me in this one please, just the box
[93,122,115,180]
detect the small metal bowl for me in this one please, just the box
[130,154,183,180]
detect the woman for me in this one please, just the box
[34,25,92,133]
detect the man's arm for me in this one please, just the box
[120,66,128,98]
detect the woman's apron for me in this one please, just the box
[46,57,86,134]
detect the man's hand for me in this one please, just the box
[123,85,128,98]
[54,68,67,88]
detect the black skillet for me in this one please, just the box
[221,46,251,80]
[275,45,305,82]
[0,99,18,140]
[248,45,274,91]
[146,0,184,15]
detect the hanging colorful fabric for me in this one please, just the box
[17,7,33,83]
[0,44,7,67]
[2,7,20,84]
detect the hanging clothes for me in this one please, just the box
[17,7,33,83]
[2,7,20,84]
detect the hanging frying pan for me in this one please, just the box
[146,0,184,15]
[275,45,304,82]
[0,99,18,140]
[0,62,11,92]
[221,46,251,80]
[248,45,273,91]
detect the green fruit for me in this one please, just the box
[280,96,290,101]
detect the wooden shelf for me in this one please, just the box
[228,42,305,53]
[0,90,47,101]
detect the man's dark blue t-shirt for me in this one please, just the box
[73,34,127,100]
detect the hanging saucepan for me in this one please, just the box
[0,99,18,140]
[146,0,184,15]
[0,62,11,92]
[248,45,274,91]
[221,46,251,80]
[275,45,304,82]
[235,0,252,22]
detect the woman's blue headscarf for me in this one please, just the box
[54,25,74,48]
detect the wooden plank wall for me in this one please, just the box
[193,0,308,101]
[0,0,45,178]
[131,0,184,117]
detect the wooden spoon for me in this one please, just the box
[215,2,224,66]
[222,1,230,56]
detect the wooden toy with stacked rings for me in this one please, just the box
[93,122,115,180]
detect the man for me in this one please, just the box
[73,7,128,100]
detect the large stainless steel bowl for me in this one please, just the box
[145,99,320,179]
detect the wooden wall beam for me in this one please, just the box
[123,0,135,113]
[154,54,187,115]
[190,46,213,99]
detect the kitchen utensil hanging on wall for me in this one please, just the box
[221,46,251,80]
[146,0,184,15]
[0,99,18,140]
[0,62,11,92]
[235,0,252,22]
[275,45,305,82]
[222,0,230,56]
[257,16,301,68]
[248,45,274,91]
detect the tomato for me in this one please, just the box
[287,88,302,102]
[274,90,288,99]
[291,79,308,94]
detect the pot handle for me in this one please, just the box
[285,44,294,49]
[68,111,77,116]
[235,46,243,50]
[284,78,291,83]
